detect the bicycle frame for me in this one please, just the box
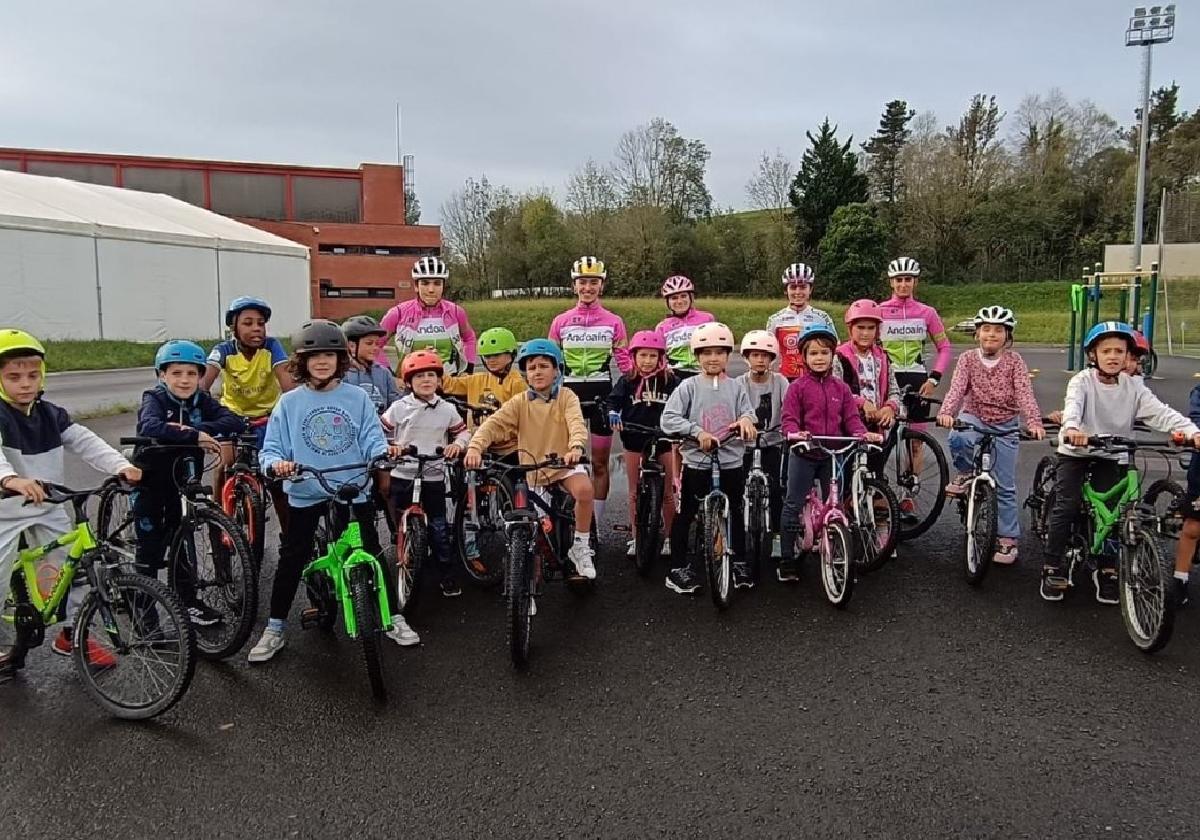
[744,433,783,532]
[8,523,96,625]
[1081,471,1141,555]
[301,521,391,639]
[796,441,856,554]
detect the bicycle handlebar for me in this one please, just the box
[472,453,590,475]
[273,460,396,497]
[788,435,880,456]
[950,420,1036,440]
[1,476,128,506]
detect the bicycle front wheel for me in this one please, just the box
[506,527,534,670]
[703,495,732,611]
[94,481,136,547]
[634,471,664,578]
[395,514,428,618]
[893,428,949,542]
[229,476,266,570]
[349,564,387,701]
[454,473,513,588]
[168,507,257,660]
[1027,455,1057,542]
[1119,530,1176,654]
[820,522,855,609]
[745,474,771,574]
[964,481,997,587]
[72,573,196,720]
[856,477,899,573]
[1143,478,1184,539]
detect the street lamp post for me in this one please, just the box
[1126,5,1177,270]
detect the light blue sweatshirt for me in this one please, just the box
[260,382,389,508]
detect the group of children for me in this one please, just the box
[5,253,1200,679]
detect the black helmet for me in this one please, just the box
[293,319,348,355]
[342,315,386,341]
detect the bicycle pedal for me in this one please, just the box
[299,608,321,629]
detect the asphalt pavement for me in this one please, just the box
[5,347,1200,839]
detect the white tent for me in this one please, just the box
[0,170,311,341]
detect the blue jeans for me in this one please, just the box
[948,412,1020,539]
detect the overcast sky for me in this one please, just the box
[2,1,1196,222]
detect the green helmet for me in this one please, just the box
[0,329,46,360]
[477,327,518,357]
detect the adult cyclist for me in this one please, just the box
[378,256,478,376]
[654,275,714,380]
[766,262,837,380]
[549,256,632,530]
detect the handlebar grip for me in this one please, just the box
[120,436,154,446]
[401,444,418,457]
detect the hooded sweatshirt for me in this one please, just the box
[780,369,868,441]
[661,373,756,469]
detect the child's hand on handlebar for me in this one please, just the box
[936,413,954,429]
[196,431,222,455]
[463,449,482,470]
[864,432,884,444]
[735,418,758,441]
[877,405,896,428]
[443,443,463,460]
[1064,428,1090,447]
[697,431,719,452]
[1026,425,1046,440]
[118,466,142,484]
[3,476,46,504]
[787,431,810,442]
[386,444,405,459]
[564,445,586,466]
[271,461,297,478]
[1048,410,1063,425]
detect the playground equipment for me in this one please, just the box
[1067,261,1159,371]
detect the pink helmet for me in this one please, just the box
[740,330,780,358]
[689,322,735,352]
[660,275,696,297]
[844,299,883,325]
[629,330,667,354]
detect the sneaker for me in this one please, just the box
[993,538,1018,565]
[626,538,637,557]
[732,561,755,590]
[660,537,672,556]
[386,615,420,646]
[247,627,286,663]
[945,474,972,497]
[1040,566,1067,602]
[771,533,782,559]
[898,497,916,515]
[528,596,537,617]
[665,566,700,594]
[1172,577,1190,608]
[440,578,463,598]
[1093,569,1119,605]
[776,558,800,583]
[0,646,14,673]
[186,602,224,627]
[568,541,597,580]
[51,629,117,669]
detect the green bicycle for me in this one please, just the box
[283,461,395,702]
[1,479,196,719]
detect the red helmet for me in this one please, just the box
[400,349,443,383]
[1131,330,1151,356]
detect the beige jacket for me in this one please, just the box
[467,387,588,485]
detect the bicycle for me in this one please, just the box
[445,396,511,588]
[1025,434,1180,653]
[685,429,741,612]
[884,388,950,541]
[619,422,682,578]
[845,440,900,573]
[947,420,1032,586]
[100,438,257,660]
[220,416,271,568]
[1,479,196,719]
[469,453,592,669]
[387,445,453,616]
[744,430,786,576]
[286,461,397,701]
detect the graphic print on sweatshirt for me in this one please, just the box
[301,406,357,456]
[700,402,735,436]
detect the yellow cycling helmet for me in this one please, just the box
[571,256,607,280]
[0,329,48,408]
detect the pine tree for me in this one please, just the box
[862,100,915,204]
[789,119,869,258]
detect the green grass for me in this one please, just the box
[43,338,294,373]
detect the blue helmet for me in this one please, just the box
[799,323,838,348]
[155,340,208,373]
[225,296,272,327]
[515,338,564,371]
[1084,320,1136,352]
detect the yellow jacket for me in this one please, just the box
[467,387,588,486]
[441,368,525,454]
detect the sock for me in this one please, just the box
[593,498,606,524]
[1175,571,1190,582]
[267,617,286,634]
[574,531,589,544]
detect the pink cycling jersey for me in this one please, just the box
[654,309,715,371]
[878,295,951,377]
[548,301,632,379]
[377,298,478,374]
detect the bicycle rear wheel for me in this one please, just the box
[856,477,899,573]
[893,428,949,542]
[745,474,771,576]
[395,514,428,619]
[454,473,513,587]
[634,471,664,577]
[349,564,387,701]
[506,528,534,670]
[1119,530,1175,654]
[72,573,196,720]
[229,476,266,570]
[819,522,854,609]
[703,495,732,611]
[94,481,136,547]
[167,507,257,660]
[1027,455,1057,542]
[964,481,997,587]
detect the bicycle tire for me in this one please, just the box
[397,514,427,619]
[1119,529,1175,654]
[1142,349,1158,378]
[167,506,257,660]
[634,471,664,577]
[507,527,534,670]
[348,564,387,701]
[453,472,513,587]
[820,521,854,608]
[703,495,732,611]
[1143,478,1185,539]
[230,476,266,570]
[94,481,136,546]
[857,477,900,573]
[306,573,338,632]
[1027,455,1057,541]
[894,427,949,542]
[964,481,998,587]
[745,474,770,574]
[72,572,196,720]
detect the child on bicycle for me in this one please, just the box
[660,323,758,594]
[133,341,246,626]
[935,307,1044,565]
[250,320,407,663]
[737,330,788,559]
[1041,321,1200,604]
[778,325,882,583]
[463,339,596,579]
[606,330,679,559]
[1172,381,1200,607]
[0,329,141,671]
[383,350,470,602]
[342,315,402,415]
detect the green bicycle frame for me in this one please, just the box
[1080,469,1141,555]
[301,521,391,638]
[2,522,96,628]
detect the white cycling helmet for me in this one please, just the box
[571,256,607,280]
[689,322,735,352]
[782,263,815,285]
[973,306,1016,329]
[887,256,921,278]
[413,256,449,280]
[740,330,780,358]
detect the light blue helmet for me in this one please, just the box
[155,340,207,373]
[799,323,838,349]
[515,338,564,371]
[225,296,272,327]
[1083,320,1136,352]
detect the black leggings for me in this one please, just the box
[1043,455,1126,569]
[670,465,745,573]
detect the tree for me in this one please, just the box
[1149,82,1182,141]
[612,117,713,219]
[946,94,1005,195]
[788,118,869,258]
[744,149,795,275]
[818,203,889,300]
[404,184,421,225]
[439,175,513,293]
[565,159,619,254]
[862,100,915,204]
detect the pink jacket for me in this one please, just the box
[781,371,868,439]
[835,342,900,413]
[940,349,1044,430]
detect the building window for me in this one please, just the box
[293,176,361,223]
[317,244,440,256]
[0,159,20,171]
[26,161,117,186]
[318,280,396,299]
[122,166,206,206]
[210,171,286,220]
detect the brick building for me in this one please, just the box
[0,148,441,320]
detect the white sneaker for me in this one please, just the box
[529,596,537,616]
[569,541,597,579]
[626,538,637,557]
[660,537,671,556]
[386,615,420,647]
[247,627,285,663]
